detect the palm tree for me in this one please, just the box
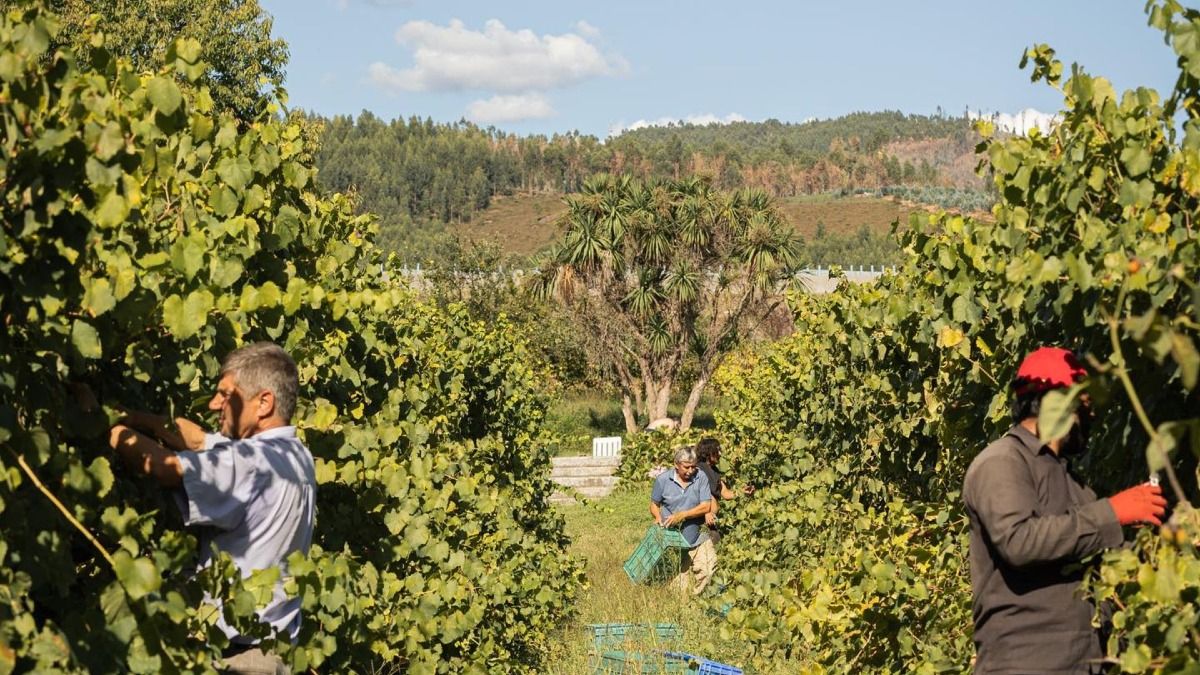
[533,174,800,432]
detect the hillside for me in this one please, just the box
[314,110,990,263]
[450,193,567,258]
[448,191,932,266]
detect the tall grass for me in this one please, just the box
[545,490,800,673]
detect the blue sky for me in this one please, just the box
[260,0,1181,137]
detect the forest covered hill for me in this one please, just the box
[311,110,994,264]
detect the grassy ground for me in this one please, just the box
[545,490,761,674]
[450,191,917,259]
[450,192,566,258]
[777,195,916,239]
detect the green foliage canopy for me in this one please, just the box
[0,7,580,673]
[24,0,288,122]
[639,1,1200,671]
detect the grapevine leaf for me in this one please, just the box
[1037,385,1083,444]
[83,277,116,316]
[308,399,338,431]
[217,156,253,192]
[95,122,124,160]
[113,551,161,601]
[1170,331,1200,390]
[169,231,206,279]
[146,76,182,115]
[94,192,129,228]
[161,290,213,339]
[71,320,102,359]
[1121,144,1152,177]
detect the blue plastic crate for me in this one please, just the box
[662,651,744,674]
[623,525,691,584]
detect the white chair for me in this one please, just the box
[592,436,622,458]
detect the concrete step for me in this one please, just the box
[549,485,615,504]
[550,464,621,478]
[551,475,619,489]
[551,455,621,468]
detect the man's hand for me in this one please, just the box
[118,408,170,435]
[664,512,686,527]
[1109,483,1167,526]
[117,408,206,451]
[704,511,717,526]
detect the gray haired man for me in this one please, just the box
[110,342,316,675]
[649,445,717,594]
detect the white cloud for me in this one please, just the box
[368,18,628,94]
[574,20,601,39]
[466,93,556,124]
[608,113,749,137]
[967,107,1060,135]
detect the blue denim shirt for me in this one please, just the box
[651,469,712,546]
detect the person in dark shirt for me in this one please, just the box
[695,437,753,546]
[963,347,1166,674]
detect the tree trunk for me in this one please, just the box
[650,380,672,421]
[641,368,655,421]
[679,372,711,431]
[621,391,638,435]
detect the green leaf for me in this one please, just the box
[95,122,124,161]
[94,192,129,228]
[283,278,305,315]
[309,399,337,430]
[173,37,202,64]
[1170,331,1200,390]
[88,457,115,498]
[169,231,207,279]
[256,281,281,308]
[1118,642,1153,673]
[209,186,239,216]
[146,76,182,115]
[72,320,102,359]
[113,551,161,601]
[0,53,19,82]
[1037,384,1083,444]
[215,122,237,148]
[1120,144,1152,177]
[217,156,253,192]
[161,289,214,339]
[83,277,116,316]
[1147,423,1179,474]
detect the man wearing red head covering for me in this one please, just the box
[963,347,1166,674]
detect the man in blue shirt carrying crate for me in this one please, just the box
[650,445,717,595]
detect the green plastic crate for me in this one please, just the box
[623,525,691,584]
[594,650,690,674]
[587,623,685,674]
[588,623,683,652]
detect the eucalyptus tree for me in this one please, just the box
[533,174,801,432]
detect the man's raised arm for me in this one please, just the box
[109,425,183,488]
